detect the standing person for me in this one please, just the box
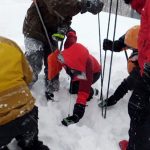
[56,42,101,126]
[123,0,146,14]
[121,0,150,150]
[23,0,104,101]
[99,25,140,108]
[0,36,49,150]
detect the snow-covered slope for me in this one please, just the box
[0,1,140,150]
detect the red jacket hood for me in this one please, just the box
[61,43,89,72]
[131,0,146,14]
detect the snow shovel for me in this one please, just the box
[47,49,62,80]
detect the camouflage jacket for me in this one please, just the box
[23,0,82,43]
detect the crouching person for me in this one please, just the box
[57,43,101,126]
[0,37,49,150]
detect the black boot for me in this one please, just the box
[31,140,49,150]
[19,140,50,150]
[0,146,9,150]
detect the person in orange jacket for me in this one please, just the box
[99,25,140,108]
[57,41,101,126]
[0,37,49,150]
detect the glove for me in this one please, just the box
[81,0,104,15]
[52,33,65,41]
[45,91,54,101]
[124,0,131,4]
[61,115,79,126]
[64,30,77,49]
[28,72,38,89]
[52,24,69,41]
[61,103,85,126]
[103,39,113,51]
[98,95,117,108]
[142,63,150,90]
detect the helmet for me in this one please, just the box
[124,25,140,49]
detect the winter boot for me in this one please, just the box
[19,140,50,150]
[119,140,128,150]
[31,140,50,150]
[45,91,54,101]
[0,146,9,150]
[98,95,117,108]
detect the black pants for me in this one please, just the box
[127,70,150,150]
[69,72,100,100]
[0,106,38,148]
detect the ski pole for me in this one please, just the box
[124,51,128,61]
[104,0,119,118]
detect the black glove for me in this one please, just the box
[45,91,54,101]
[124,0,131,4]
[81,0,104,15]
[61,103,85,126]
[61,115,79,126]
[103,39,113,51]
[98,95,117,108]
[142,63,150,91]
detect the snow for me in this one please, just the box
[0,1,140,150]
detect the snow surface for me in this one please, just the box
[0,0,140,150]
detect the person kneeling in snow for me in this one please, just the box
[57,43,101,126]
[0,37,49,150]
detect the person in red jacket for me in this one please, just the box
[57,43,101,126]
[123,0,146,14]
[123,1,150,150]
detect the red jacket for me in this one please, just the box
[138,0,150,74]
[61,43,101,105]
[130,0,146,14]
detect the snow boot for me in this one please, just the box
[0,146,9,150]
[119,140,128,150]
[19,140,50,150]
[45,91,54,101]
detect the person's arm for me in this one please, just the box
[103,34,127,52]
[22,53,33,85]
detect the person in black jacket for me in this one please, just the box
[99,25,140,107]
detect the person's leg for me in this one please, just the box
[69,80,79,94]
[136,112,150,150]
[69,72,100,100]
[24,37,44,87]
[44,40,59,100]
[127,86,149,150]
[15,106,49,150]
[0,115,22,149]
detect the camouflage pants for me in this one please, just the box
[24,37,59,93]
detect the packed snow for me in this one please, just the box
[0,0,140,150]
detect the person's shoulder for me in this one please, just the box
[0,36,22,52]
